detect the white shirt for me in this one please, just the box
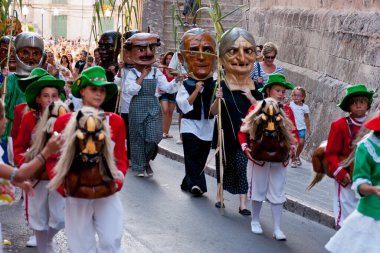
[168,52,187,75]
[125,68,178,97]
[69,94,82,112]
[176,84,215,141]
[114,67,133,114]
[289,101,310,130]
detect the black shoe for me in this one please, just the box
[239,208,251,216]
[145,165,154,177]
[190,185,203,196]
[215,201,225,208]
[180,184,188,191]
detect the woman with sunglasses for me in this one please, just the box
[250,42,284,89]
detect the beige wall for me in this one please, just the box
[248,0,380,156]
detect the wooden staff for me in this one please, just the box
[114,7,125,114]
[216,50,224,214]
[1,11,17,99]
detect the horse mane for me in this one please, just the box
[240,98,296,147]
[48,106,120,190]
[340,112,378,168]
[24,100,69,162]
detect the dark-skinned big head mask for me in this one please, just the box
[98,31,121,68]
[0,36,17,72]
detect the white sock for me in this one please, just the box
[35,230,49,253]
[35,228,58,253]
[47,227,59,253]
[271,203,283,233]
[251,201,263,223]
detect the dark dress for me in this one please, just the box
[214,81,263,194]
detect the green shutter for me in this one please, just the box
[51,15,67,38]
[52,0,68,4]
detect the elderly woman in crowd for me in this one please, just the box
[250,42,283,89]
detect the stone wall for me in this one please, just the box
[142,0,165,55]
[251,0,380,10]
[248,0,380,157]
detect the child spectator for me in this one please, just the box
[84,55,94,70]
[289,86,311,167]
[183,0,199,27]
[325,84,375,227]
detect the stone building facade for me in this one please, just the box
[141,0,380,156]
[248,0,380,155]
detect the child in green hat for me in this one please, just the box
[326,114,380,253]
[46,66,127,253]
[0,98,64,252]
[325,84,375,227]
[13,74,67,252]
[238,73,298,241]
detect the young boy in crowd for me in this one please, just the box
[83,55,94,70]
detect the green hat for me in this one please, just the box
[18,68,49,92]
[25,75,66,110]
[258,73,295,93]
[338,84,375,112]
[71,66,117,102]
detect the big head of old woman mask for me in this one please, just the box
[180,28,216,80]
[219,28,256,87]
[124,33,160,72]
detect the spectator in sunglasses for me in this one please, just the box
[250,42,284,90]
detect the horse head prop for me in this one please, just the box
[75,109,106,167]
[257,98,284,135]
[241,98,296,163]
[25,100,70,179]
[48,106,123,198]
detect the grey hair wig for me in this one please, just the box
[219,28,256,56]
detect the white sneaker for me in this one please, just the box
[176,139,183,145]
[250,221,263,234]
[135,171,145,177]
[290,160,297,168]
[273,230,287,241]
[26,235,37,247]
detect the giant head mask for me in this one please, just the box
[219,28,256,86]
[122,30,140,66]
[180,28,216,80]
[98,31,121,68]
[14,32,44,77]
[0,36,17,72]
[124,33,160,70]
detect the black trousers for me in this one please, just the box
[181,132,211,193]
[121,113,130,159]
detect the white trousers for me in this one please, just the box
[64,193,124,253]
[247,160,287,204]
[28,180,65,231]
[333,181,358,227]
